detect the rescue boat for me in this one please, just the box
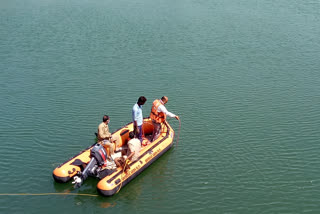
[52,118,175,196]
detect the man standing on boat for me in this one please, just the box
[150,96,179,142]
[98,115,119,158]
[132,96,147,142]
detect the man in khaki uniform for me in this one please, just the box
[98,115,119,159]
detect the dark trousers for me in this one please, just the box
[151,120,161,142]
[134,125,143,142]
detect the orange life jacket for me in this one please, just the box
[150,99,166,123]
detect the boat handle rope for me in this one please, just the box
[116,159,130,194]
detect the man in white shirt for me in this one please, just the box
[149,96,179,142]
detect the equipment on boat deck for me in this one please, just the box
[72,144,108,188]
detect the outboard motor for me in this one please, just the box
[72,143,107,188]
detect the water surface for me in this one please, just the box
[1,0,320,213]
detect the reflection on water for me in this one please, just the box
[100,202,117,208]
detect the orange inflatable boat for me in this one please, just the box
[53,118,175,196]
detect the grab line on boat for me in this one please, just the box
[115,159,130,194]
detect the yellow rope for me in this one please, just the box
[115,159,130,194]
[0,193,98,197]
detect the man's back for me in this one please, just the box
[127,138,141,161]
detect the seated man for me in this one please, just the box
[97,115,120,159]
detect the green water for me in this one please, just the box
[1,0,320,213]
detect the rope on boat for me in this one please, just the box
[116,159,130,194]
[0,193,98,197]
[175,118,181,147]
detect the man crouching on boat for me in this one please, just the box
[98,115,120,159]
[126,131,141,162]
[114,131,141,171]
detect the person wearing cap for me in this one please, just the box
[150,96,179,142]
[97,115,119,158]
[132,96,147,142]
